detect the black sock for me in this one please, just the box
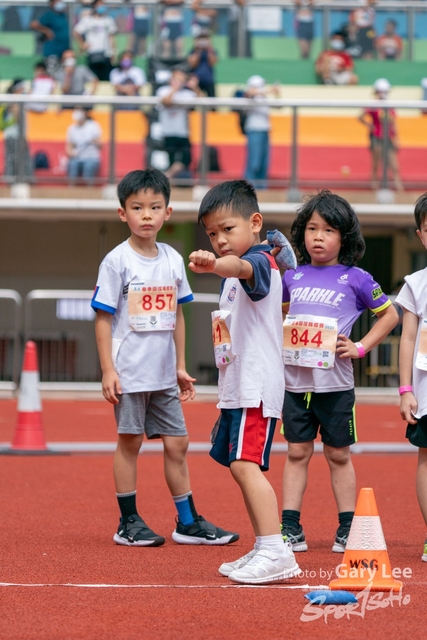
[282,509,301,529]
[187,493,199,520]
[117,491,138,521]
[338,511,354,529]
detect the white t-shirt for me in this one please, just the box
[156,86,196,138]
[74,15,117,56]
[216,246,284,419]
[66,119,102,160]
[91,240,193,393]
[395,267,427,419]
[244,94,270,133]
[27,75,55,113]
[109,66,146,89]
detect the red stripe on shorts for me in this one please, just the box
[237,406,271,466]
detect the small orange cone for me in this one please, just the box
[329,488,402,592]
[10,341,47,452]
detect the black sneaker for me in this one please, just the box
[281,523,308,552]
[113,515,165,547]
[171,515,239,545]
[332,524,351,553]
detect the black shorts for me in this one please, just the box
[282,389,356,448]
[164,136,192,169]
[406,415,427,448]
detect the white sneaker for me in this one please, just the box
[228,546,301,585]
[218,548,257,577]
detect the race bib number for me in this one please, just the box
[283,314,338,369]
[128,280,177,331]
[212,310,234,368]
[415,318,427,371]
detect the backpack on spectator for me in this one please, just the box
[232,88,247,134]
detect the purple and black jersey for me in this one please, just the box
[282,264,391,392]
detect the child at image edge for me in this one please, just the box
[189,180,301,584]
[91,169,238,547]
[280,191,398,553]
[395,192,427,562]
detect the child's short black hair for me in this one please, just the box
[34,60,47,71]
[291,190,365,266]
[117,169,171,208]
[414,193,427,230]
[198,180,259,224]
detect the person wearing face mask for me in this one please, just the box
[73,0,118,81]
[56,49,99,109]
[66,108,102,183]
[359,78,403,190]
[315,32,358,86]
[30,0,70,74]
[109,51,147,110]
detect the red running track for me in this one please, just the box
[1,399,426,639]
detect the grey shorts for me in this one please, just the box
[114,386,188,439]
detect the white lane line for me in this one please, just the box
[0,442,416,454]
[0,582,329,590]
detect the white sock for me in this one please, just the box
[258,534,286,556]
[255,536,262,551]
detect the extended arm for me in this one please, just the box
[399,308,418,424]
[189,249,254,282]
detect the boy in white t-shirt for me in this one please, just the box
[91,169,238,547]
[396,193,427,563]
[189,180,301,584]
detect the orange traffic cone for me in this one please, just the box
[329,488,402,592]
[10,341,47,452]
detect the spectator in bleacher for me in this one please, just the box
[30,0,70,75]
[73,0,118,81]
[0,79,32,180]
[375,20,403,61]
[66,107,102,184]
[26,61,55,113]
[156,68,201,179]
[56,50,99,108]
[160,0,185,59]
[187,31,218,98]
[294,0,315,59]
[127,3,151,56]
[109,51,147,109]
[359,78,403,191]
[315,32,358,85]
[191,0,217,37]
[243,75,280,189]
[348,0,376,60]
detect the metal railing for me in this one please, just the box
[0,287,401,390]
[1,92,426,193]
[0,289,23,390]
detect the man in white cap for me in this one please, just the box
[359,78,402,190]
[242,75,280,189]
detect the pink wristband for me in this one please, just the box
[355,342,365,358]
[399,385,413,396]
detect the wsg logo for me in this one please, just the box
[350,559,378,570]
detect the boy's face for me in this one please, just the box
[416,215,427,250]
[118,188,171,241]
[203,206,262,258]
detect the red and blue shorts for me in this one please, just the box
[209,406,276,471]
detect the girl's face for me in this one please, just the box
[304,211,342,267]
